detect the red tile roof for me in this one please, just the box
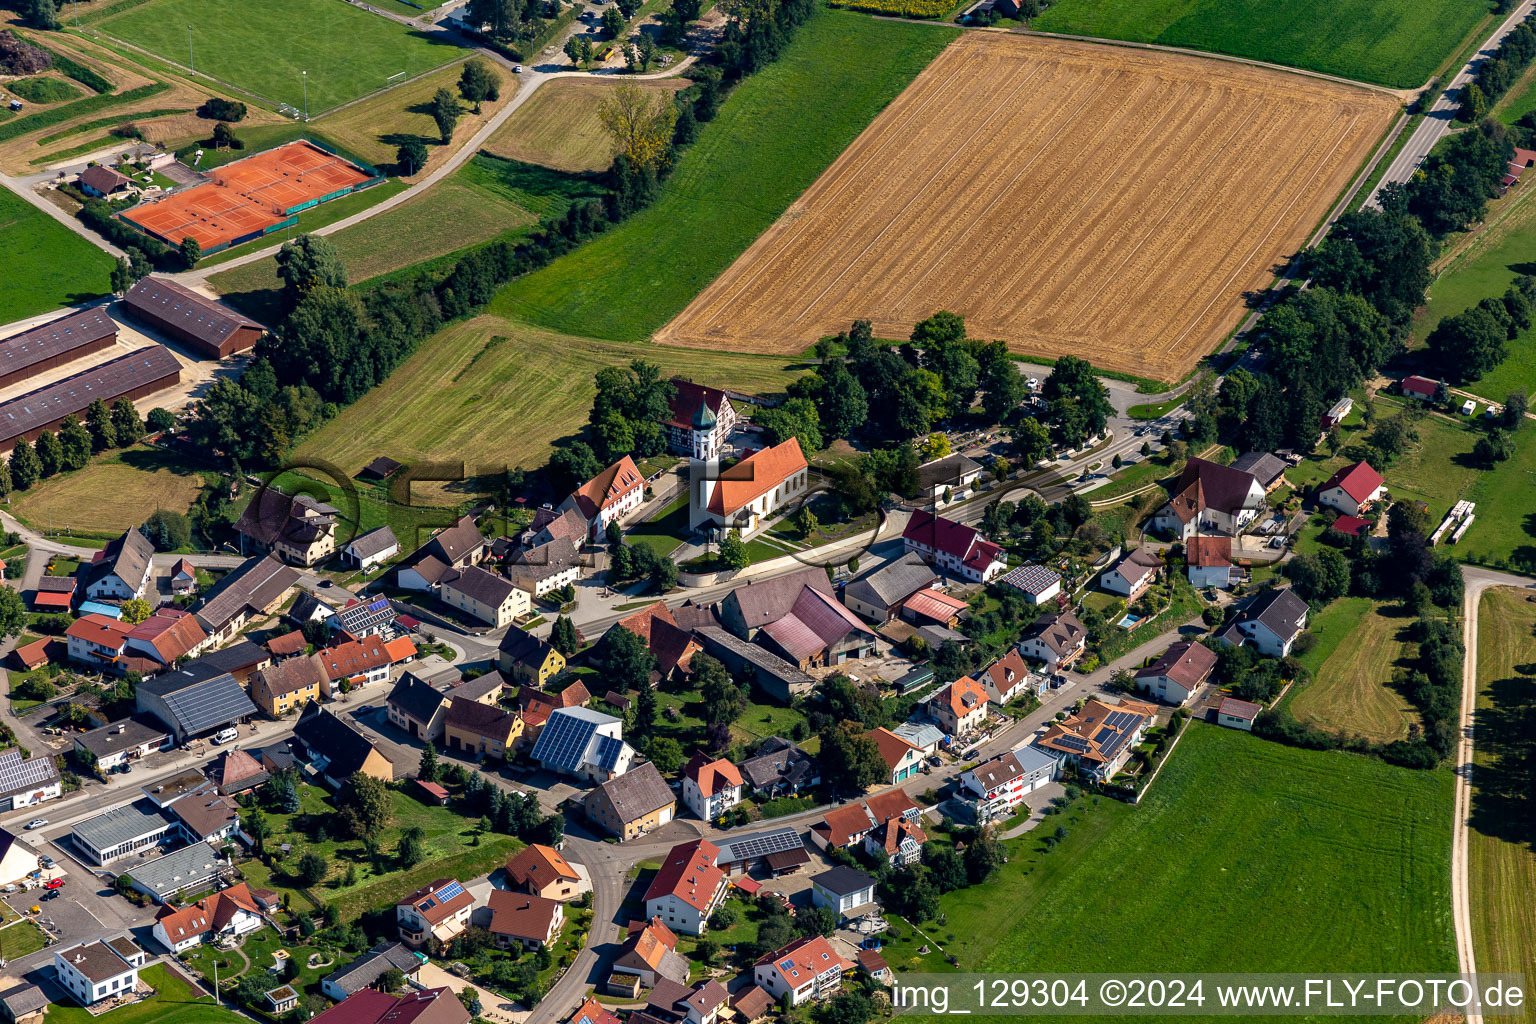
[1401,375,1438,398]
[1187,536,1232,568]
[266,629,307,657]
[487,889,560,942]
[316,638,391,681]
[1135,640,1217,689]
[65,613,132,650]
[867,727,920,773]
[753,936,852,988]
[902,510,1002,572]
[1320,461,1384,504]
[1331,514,1370,537]
[1219,696,1262,721]
[683,751,743,797]
[506,843,580,889]
[571,456,643,519]
[706,438,807,516]
[644,840,725,913]
[901,589,968,624]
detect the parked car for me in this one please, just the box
[41,890,58,901]
[38,856,53,869]
[212,727,239,744]
[24,819,46,830]
[43,879,63,890]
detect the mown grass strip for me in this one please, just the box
[0,81,166,144]
[37,107,189,145]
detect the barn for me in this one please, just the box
[122,278,266,359]
[0,346,180,454]
[0,309,120,391]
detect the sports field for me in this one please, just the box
[489,10,959,342]
[1030,0,1484,88]
[1470,587,1536,1024]
[655,33,1395,382]
[889,725,1454,1010]
[293,315,805,498]
[0,186,114,320]
[98,0,462,112]
[1289,597,1419,742]
[484,77,687,173]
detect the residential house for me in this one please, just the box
[450,671,506,705]
[79,164,133,198]
[315,637,395,688]
[997,563,1062,604]
[1099,548,1161,599]
[151,882,263,952]
[209,748,268,795]
[530,707,633,781]
[719,567,833,641]
[614,603,700,682]
[1152,458,1266,539]
[863,815,925,867]
[1017,610,1087,671]
[960,746,1061,824]
[320,942,425,1002]
[1229,452,1288,495]
[250,654,331,718]
[528,507,589,550]
[84,528,154,600]
[438,565,528,628]
[192,555,300,645]
[309,988,469,1024]
[810,790,919,851]
[496,626,566,686]
[676,982,729,1024]
[564,456,646,541]
[810,867,878,917]
[505,844,582,901]
[387,673,450,742]
[487,890,563,950]
[867,727,924,785]
[1221,587,1309,657]
[1134,640,1217,706]
[396,879,475,947]
[842,553,939,623]
[123,607,208,668]
[344,527,400,570]
[752,936,852,1006]
[1217,696,1262,731]
[570,997,621,1024]
[334,596,398,640]
[916,453,983,504]
[693,625,816,703]
[1035,697,1156,782]
[927,675,989,737]
[235,490,338,567]
[612,918,688,988]
[165,781,240,844]
[519,682,592,741]
[689,438,808,536]
[902,510,1007,583]
[757,585,877,669]
[644,839,728,936]
[666,379,739,458]
[396,516,487,592]
[975,649,1037,706]
[53,941,139,1006]
[1317,461,1386,517]
[0,750,61,811]
[65,614,133,672]
[735,737,819,797]
[505,537,582,599]
[442,697,521,760]
[293,703,394,788]
[681,752,744,821]
[1400,375,1441,403]
[1186,535,1239,588]
[583,761,675,840]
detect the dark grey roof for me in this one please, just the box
[409,515,484,568]
[122,277,265,346]
[916,453,982,493]
[169,640,270,683]
[811,865,876,897]
[346,526,399,560]
[441,565,515,607]
[71,800,171,852]
[693,626,814,690]
[87,527,154,590]
[499,624,555,665]
[843,552,938,611]
[0,984,47,1017]
[36,575,76,593]
[449,671,505,701]
[1229,451,1286,486]
[193,555,300,633]
[145,672,257,736]
[0,309,117,381]
[736,737,817,792]
[293,703,384,779]
[0,346,180,448]
[506,537,580,589]
[235,490,336,547]
[1242,587,1309,642]
[387,673,447,724]
[713,827,803,865]
[588,761,673,822]
[55,941,135,983]
[128,842,224,897]
[74,715,170,758]
[1022,610,1086,657]
[322,942,423,995]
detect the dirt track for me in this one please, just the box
[654,32,1397,381]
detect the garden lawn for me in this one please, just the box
[1469,586,1536,1024]
[9,446,206,536]
[892,725,1455,1022]
[47,964,245,1024]
[0,187,113,320]
[626,494,692,560]
[292,316,803,500]
[1030,0,1483,88]
[1461,418,1536,573]
[0,920,47,959]
[1286,597,1420,742]
[99,0,463,112]
[489,10,957,340]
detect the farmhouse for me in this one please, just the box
[916,453,982,504]
[997,562,1062,604]
[757,585,877,669]
[192,554,300,645]
[1217,696,1262,731]
[85,527,154,600]
[439,565,528,627]
[842,553,938,623]
[1035,697,1156,782]
[497,625,566,686]
[689,437,808,536]
[615,602,700,681]
[124,607,208,668]
[442,696,522,760]
[531,706,634,780]
[1152,458,1266,538]
[122,277,266,358]
[250,654,331,718]
[0,308,118,391]
[1134,640,1217,706]
[1186,535,1238,588]
[720,567,833,640]
[1099,548,1161,599]
[693,625,815,702]
[396,879,475,947]
[235,490,338,566]
[1220,587,1310,657]
[903,511,1007,583]
[666,379,739,459]
[682,752,744,821]
[645,839,728,935]
[584,761,675,839]
[1317,461,1385,516]
[1017,610,1087,670]
[565,455,646,540]
[505,537,582,598]
[396,515,487,591]
[387,673,450,742]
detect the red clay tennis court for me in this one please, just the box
[122,140,377,253]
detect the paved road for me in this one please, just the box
[1364,0,1536,210]
[1452,564,1536,1024]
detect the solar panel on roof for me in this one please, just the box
[435,880,465,902]
[160,674,257,735]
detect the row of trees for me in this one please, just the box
[1458,19,1536,122]
[4,398,144,495]
[1427,274,1536,382]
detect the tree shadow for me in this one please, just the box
[1509,261,1536,276]
[1523,510,1536,540]
[1465,674,1536,851]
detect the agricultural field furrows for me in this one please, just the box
[655,32,1397,383]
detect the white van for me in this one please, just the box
[212,727,239,744]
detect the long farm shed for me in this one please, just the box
[0,346,180,452]
[0,309,119,392]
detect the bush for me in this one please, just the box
[198,97,247,121]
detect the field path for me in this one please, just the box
[1456,564,1536,1024]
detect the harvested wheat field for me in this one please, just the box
[655,32,1397,381]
